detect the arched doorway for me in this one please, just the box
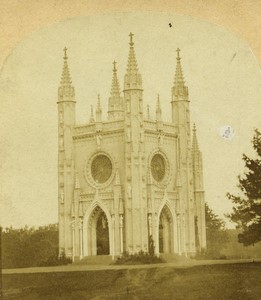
[88,206,110,255]
[159,205,173,254]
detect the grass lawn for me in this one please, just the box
[2,262,261,299]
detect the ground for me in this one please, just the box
[2,262,261,299]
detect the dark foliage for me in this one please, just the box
[227,129,261,246]
[114,250,165,265]
[221,229,261,259]
[39,251,72,266]
[1,223,71,269]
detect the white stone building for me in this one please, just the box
[57,33,206,260]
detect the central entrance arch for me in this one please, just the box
[96,211,109,255]
[87,205,110,256]
[159,205,173,254]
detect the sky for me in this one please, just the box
[0,12,260,228]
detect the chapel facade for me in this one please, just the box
[57,33,206,260]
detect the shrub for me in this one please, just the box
[114,250,165,265]
[39,252,72,266]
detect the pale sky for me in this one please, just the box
[0,12,260,228]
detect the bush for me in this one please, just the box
[39,252,72,266]
[114,250,165,265]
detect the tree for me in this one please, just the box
[204,203,228,258]
[2,224,60,268]
[227,129,261,246]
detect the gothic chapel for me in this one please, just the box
[57,33,206,261]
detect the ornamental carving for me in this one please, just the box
[85,151,115,189]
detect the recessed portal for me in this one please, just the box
[96,211,109,255]
[88,206,110,256]
[159,205,173,254]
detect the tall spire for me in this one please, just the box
[108,61,124,120]
[58,47,75,102]
[60,47,73,88]
[126,32,139,75]
[124,33,142,90]
[192,123,199,151]
[174,48,184,86]
[172,48,188,99]
[110,61,121,99]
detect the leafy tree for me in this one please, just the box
[227,129,261,246]
[1,224,62,268]
[204,203,228,258]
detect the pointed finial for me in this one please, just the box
[173,47,187,96]
[59,47,74,91]
[110,61,121,98]
[113,61,117,72]
[176,48,181,60]
[90,105,95,123]
[157,94,160,108]
[124,32,142,89]
[63,47,68,60]
[192,123,199,151]
[97,94,101,108]
[96,94,102,121]
[156,94,162,121]
[129,32,134,46]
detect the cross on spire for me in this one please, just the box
[63,47,68,60]
[129,32,134,45]
[60,46,74,90]
[173,47,186,93]
[113,61,117,72]
[124,32,142,90]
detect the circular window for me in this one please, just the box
[151,154,165,182]
[91,154,113,184]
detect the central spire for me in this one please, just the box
[124,33,142,90]
[126,32,138,75]
[174,48,185,87]
[172,48,188,99]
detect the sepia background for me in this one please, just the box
[0,1,261,229]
